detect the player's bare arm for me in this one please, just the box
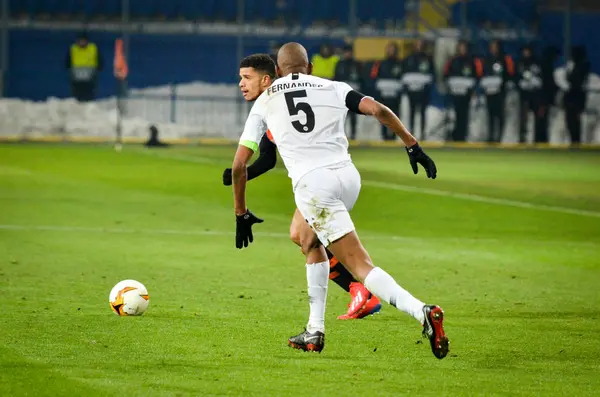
[358,96,438,179]
[232,144,264,249]
[358,97,417,147]
[232,144,254,215]
[223,135,276,186]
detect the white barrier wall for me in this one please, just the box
[0,82,247,141]
[1,76,599,143]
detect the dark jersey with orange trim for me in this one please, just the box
[244,133,277,182]
[480,54,515,95]
[369,58,403,100]
[266,129,275,144]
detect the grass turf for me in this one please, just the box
[1,143,599,396]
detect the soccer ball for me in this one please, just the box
[109,279,150,316]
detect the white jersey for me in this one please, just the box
[239,73,355,187]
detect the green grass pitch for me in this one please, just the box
[1,143,599,396]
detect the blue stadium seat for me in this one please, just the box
[196,0,218,20]
[261,0,278,22]
[213,0,237,22]
[243,0,258,22]
[296,0,350,26]
[451,0,537,27]
[32,0,69,15]
[85,0,121,17]
[313,2,337,23]
[56,0,83,15]
[177,1,204,20]
[9,0,34,15]
[129,0,160,19]
[245,0,278,23]
[281,0,302,24]
[161,0,178,19]
[12,0,405,24]
[357,0,389,28]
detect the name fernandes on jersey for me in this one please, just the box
[267,81,323,96]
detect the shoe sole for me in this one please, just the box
[337,301,382,320]
[357,303,382,319]
[428,306,449,359]
[288,340,323,353]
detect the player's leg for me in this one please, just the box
[327,230,448,359]
[290,208,379,319]
[329,231,449,358]
[304,164,448,359]
[300,224,329,335]
[289,166,353,352]
[290,209,354,291]
[287,220,328,352]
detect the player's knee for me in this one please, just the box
[301,240,324,261]
[289,226,301,246]
[300,233,320,257]
[300,240,311,256]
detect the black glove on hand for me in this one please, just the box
[406,143,437,179]
[222,168,233,186]
[235,210,263,249]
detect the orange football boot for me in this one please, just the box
[337,282,381,320]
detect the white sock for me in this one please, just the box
[305,261,329,333]
[364,267,425,324]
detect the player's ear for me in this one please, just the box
[261,73,270,87]
[276,65,282,77]
[307,62,313,75]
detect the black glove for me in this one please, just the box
[406,143,437,179]
[235,210,263,249]
[222,168,232,186]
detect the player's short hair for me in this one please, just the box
[239,54,276,80]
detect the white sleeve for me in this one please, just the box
[333,81,354,105]
[239,100,267,152]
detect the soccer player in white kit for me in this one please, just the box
[231,43,448,359]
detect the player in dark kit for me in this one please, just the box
[223,53,382,320]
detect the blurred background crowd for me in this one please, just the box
[1,0,599,144]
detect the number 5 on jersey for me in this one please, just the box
[285,90,315,133]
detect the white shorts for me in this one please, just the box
[294,162,361,247]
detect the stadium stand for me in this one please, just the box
[6,28,343,100]
[5,0,600,100]
[9,0,404,27]
[450,0,538,28]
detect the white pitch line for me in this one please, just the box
[0,224,597,247]
[134,151,600,219]
[362,180,600,218]
[142,151,219,164]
